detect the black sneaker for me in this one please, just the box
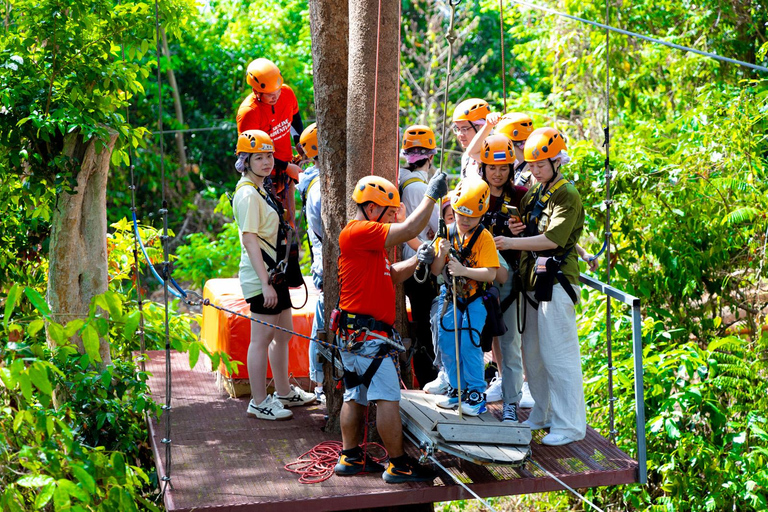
[334,448,385,476]
[382,456,438,484]
[502,402,519,423]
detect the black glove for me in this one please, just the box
[416,242,436,265]
[425,172,449,202]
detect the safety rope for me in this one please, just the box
[603,0,617,445]
[528,459,606,512]
[153,0,173,495]
[498,0,507,114]
[119,3,147,375]
[510,0,768,74]
[369,0,384,175]
[437,0,462,175]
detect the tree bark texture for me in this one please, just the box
[346,0,401,216]
[48,130,118,368]
[309,0,349,434]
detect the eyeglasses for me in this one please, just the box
[452,125,476,135]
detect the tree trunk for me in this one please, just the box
[47,130,118,368]
[161,28,188,190]
[347,0,411,387]
[309,0,350,434]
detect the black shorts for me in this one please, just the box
[245,283,292,314]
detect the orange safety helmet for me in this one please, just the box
[236,130,274,154]
[246,58,283,93]
[299,123,319,159]
[496,113,535,142]
[352,176,400,208]
[452,98,491,123]
[479,134,516,165]
[402,125,437,150]
[451,178,490,218]
[524,127,567,163]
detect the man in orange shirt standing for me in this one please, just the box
[237,58,304,225]
[333,172,447,484]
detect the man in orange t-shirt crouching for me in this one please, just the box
[333,172,447,484]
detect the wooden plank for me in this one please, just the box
[436,422,531,446]
[399,395,440,431]
[475,444,527,466]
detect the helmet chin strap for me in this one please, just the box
[360,204,389,222]
[545,158,560,189]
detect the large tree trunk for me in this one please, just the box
[346,0,412,387]
[309,0,350,434]
[47,130,117,368]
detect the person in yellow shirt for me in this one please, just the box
[427,178,499,416]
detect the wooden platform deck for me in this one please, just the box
[145,350,639,512]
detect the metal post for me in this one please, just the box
[631,303,647,484]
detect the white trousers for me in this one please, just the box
[522,284,586,441]
[498,276,523,404]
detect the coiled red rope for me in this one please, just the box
[284,440,388,484]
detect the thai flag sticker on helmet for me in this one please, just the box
[493,151,506,162]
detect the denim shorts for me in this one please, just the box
[340,334,401,405]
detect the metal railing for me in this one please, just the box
[579,272,647,484]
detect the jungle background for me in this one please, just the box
[2,0,768,510]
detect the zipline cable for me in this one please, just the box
[401,430,499,512]
[510,0,768,74]
[437,0,462,175]
[603,0,617,445]
[528,459,606,512]
[153,0,173,495]
[498,0,507,114]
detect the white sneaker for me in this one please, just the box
[485,372,502,403]
[423,369,450,395]
[519,381,535,408]
[541,433,576,446]
[247,394,293,421]
[276,384,317,407]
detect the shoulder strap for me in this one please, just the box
[449,224,485,263]
[398,176,428,196]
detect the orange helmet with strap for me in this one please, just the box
[524,127,567,163]
[402,125,437,150]
[496,113,535,142]
[299,123,318,159]
[236,130,274,154]
[452,98,491,123]
[451,178,490,218]
[246,58,283,93]
[352,176,400,208]
[479,134,516,165]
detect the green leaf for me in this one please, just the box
[189,342,200,369]
[28,363,52,396]
[24,287,51,318]
[53,481,71,510]
[64,319,85,338]
[57,479,89,503]
[16,475,55,488]
[70,466,96,496]
[47,322,65,344]
[4,283,22,330]
[112,452,126,478]
[81,324,102,363]
[28,319,45,337]
[35,482,56,509]
[103,291,123,318]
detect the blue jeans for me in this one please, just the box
[309,289,325,384]
[436,286,487,393]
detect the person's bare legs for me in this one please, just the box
[248,312,278,403]
[267,307,293,396]
[340,401,365,450]
[376,400,404,458]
